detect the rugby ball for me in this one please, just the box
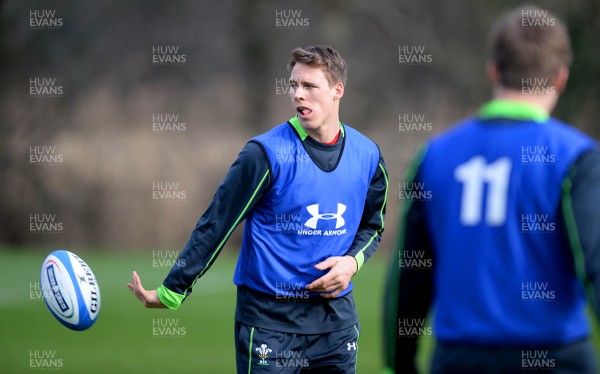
[40,250,101,331]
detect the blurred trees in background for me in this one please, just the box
[1,0,598,252]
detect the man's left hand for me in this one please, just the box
[306,255,358,298]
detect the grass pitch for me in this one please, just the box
[0,248,597,373]
[0,248,393,373]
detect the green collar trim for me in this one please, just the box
[479,99,549,123]
[288,115,344,141]
[289,115,309,140]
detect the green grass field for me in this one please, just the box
[0,248,401,373]
[1,248,598,373]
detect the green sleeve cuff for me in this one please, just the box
[157,285,185,310]
[354,252,365,273]
[381,368,395,374]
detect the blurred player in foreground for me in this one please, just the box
[129,45,388,373]
[384,6,600,374]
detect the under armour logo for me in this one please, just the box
[304,203,346,229]
[347,342,357,350]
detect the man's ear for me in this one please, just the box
[334,82,344,100]
[486,61,501,86]
[552,66,569,93]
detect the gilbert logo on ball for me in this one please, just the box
[40,250,100,331]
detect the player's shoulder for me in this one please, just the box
[343,123,381,154]
[545,117,595,143]
[415,116,481,167]
[426,116,479,147]
[253,121,292,142]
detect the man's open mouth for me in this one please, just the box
[297,106,313,116]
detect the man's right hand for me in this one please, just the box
[127,271,167,308]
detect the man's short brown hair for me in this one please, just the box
[488,6,572,89]
[288,45,348,86]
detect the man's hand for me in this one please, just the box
[127,271,167,308]
[306,255,358,298]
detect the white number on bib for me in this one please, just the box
[454,156,511,226]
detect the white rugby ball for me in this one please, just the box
[40,250,101,331]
